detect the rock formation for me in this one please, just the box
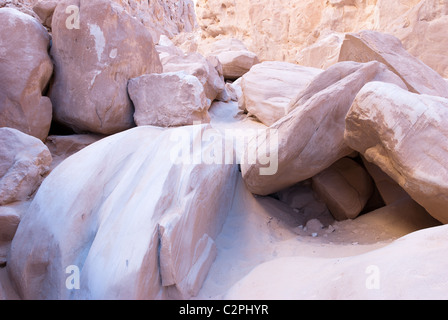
[1,0,448,302]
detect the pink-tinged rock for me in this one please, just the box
[162,52,226,105]
[338,30,448,98]
[207,38,260,80]
[128,72,210,127]
[241,61,323,126]
[241,61,407,196]
[345,81,448,224]
[312,158,374,221]
[0,128,52,206]
[49,0,163,135]
[8,125,238,299]
[0,8,53,141]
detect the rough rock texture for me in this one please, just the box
[242,61,407,196]
[49,0,163,135]
[8,125,238,300]
[195,0,448,78]
[128,72,210,127]
[8,0,197,42]
[162,52,225,105]
[241,61,323,126]
[312,158,374,221]
[0,8,53,141]
[338,31,448,98]
[0,128,52,206]
[345,81,448,224]
[206,38,260,80]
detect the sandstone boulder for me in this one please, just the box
[311,158,374,221]
[242,61,407,196]
[0,206,21,242]
[9,125,238,299]
[0,7,53,141]
[345,81,448,224]
[338,30,448,98]
[128,72,210,127]
[162,52,226,105]
[0,128,52,206]
[49,0,163,135]
[32,0,57,29]
[241,61,323,126]
[207,38,260,80]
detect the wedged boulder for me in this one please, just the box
[311,158,373,221]
[241,61,407,196]
[0,206,21,242]
[338,30,448,98]
[345,81,448,224]
[32,0,57,29]
[162,52,226,105]
[241,61,323,126]
[128,72,210,127]
[207,38,260,80]
[0,8,53,141]
[49,0,163,135]
[361,157,409,206]
[0,128,52,206]
[8,125,238,300]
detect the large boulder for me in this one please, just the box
[8,125,238,300]
[0,7,53,141]
[312,158,374,221]
[162,52,226,105]
[207,38,260,80]
[0,128,52,206]
[338,30,448,98]
[128,72,210,127]
[241,61,323,126]
[242,61,407,196]
[49,0,163,135]
[345,81,448,224]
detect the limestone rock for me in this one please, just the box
[8,125,238,299]
[345,81,448,224]
[0,128,52,206]
[242,61,407,196]
[312,158,374,221]
[241,61,323,126]
[128,72,210,127]
[49,0,163,135]
[338,30,448,98]
[0,7,53,141]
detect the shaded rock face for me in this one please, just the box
[0,7,53,141]
[8,125,238,300]
[49,0,163,135]
[0,128,52,206]
[241,61,407,196]
[345,81,448,224]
